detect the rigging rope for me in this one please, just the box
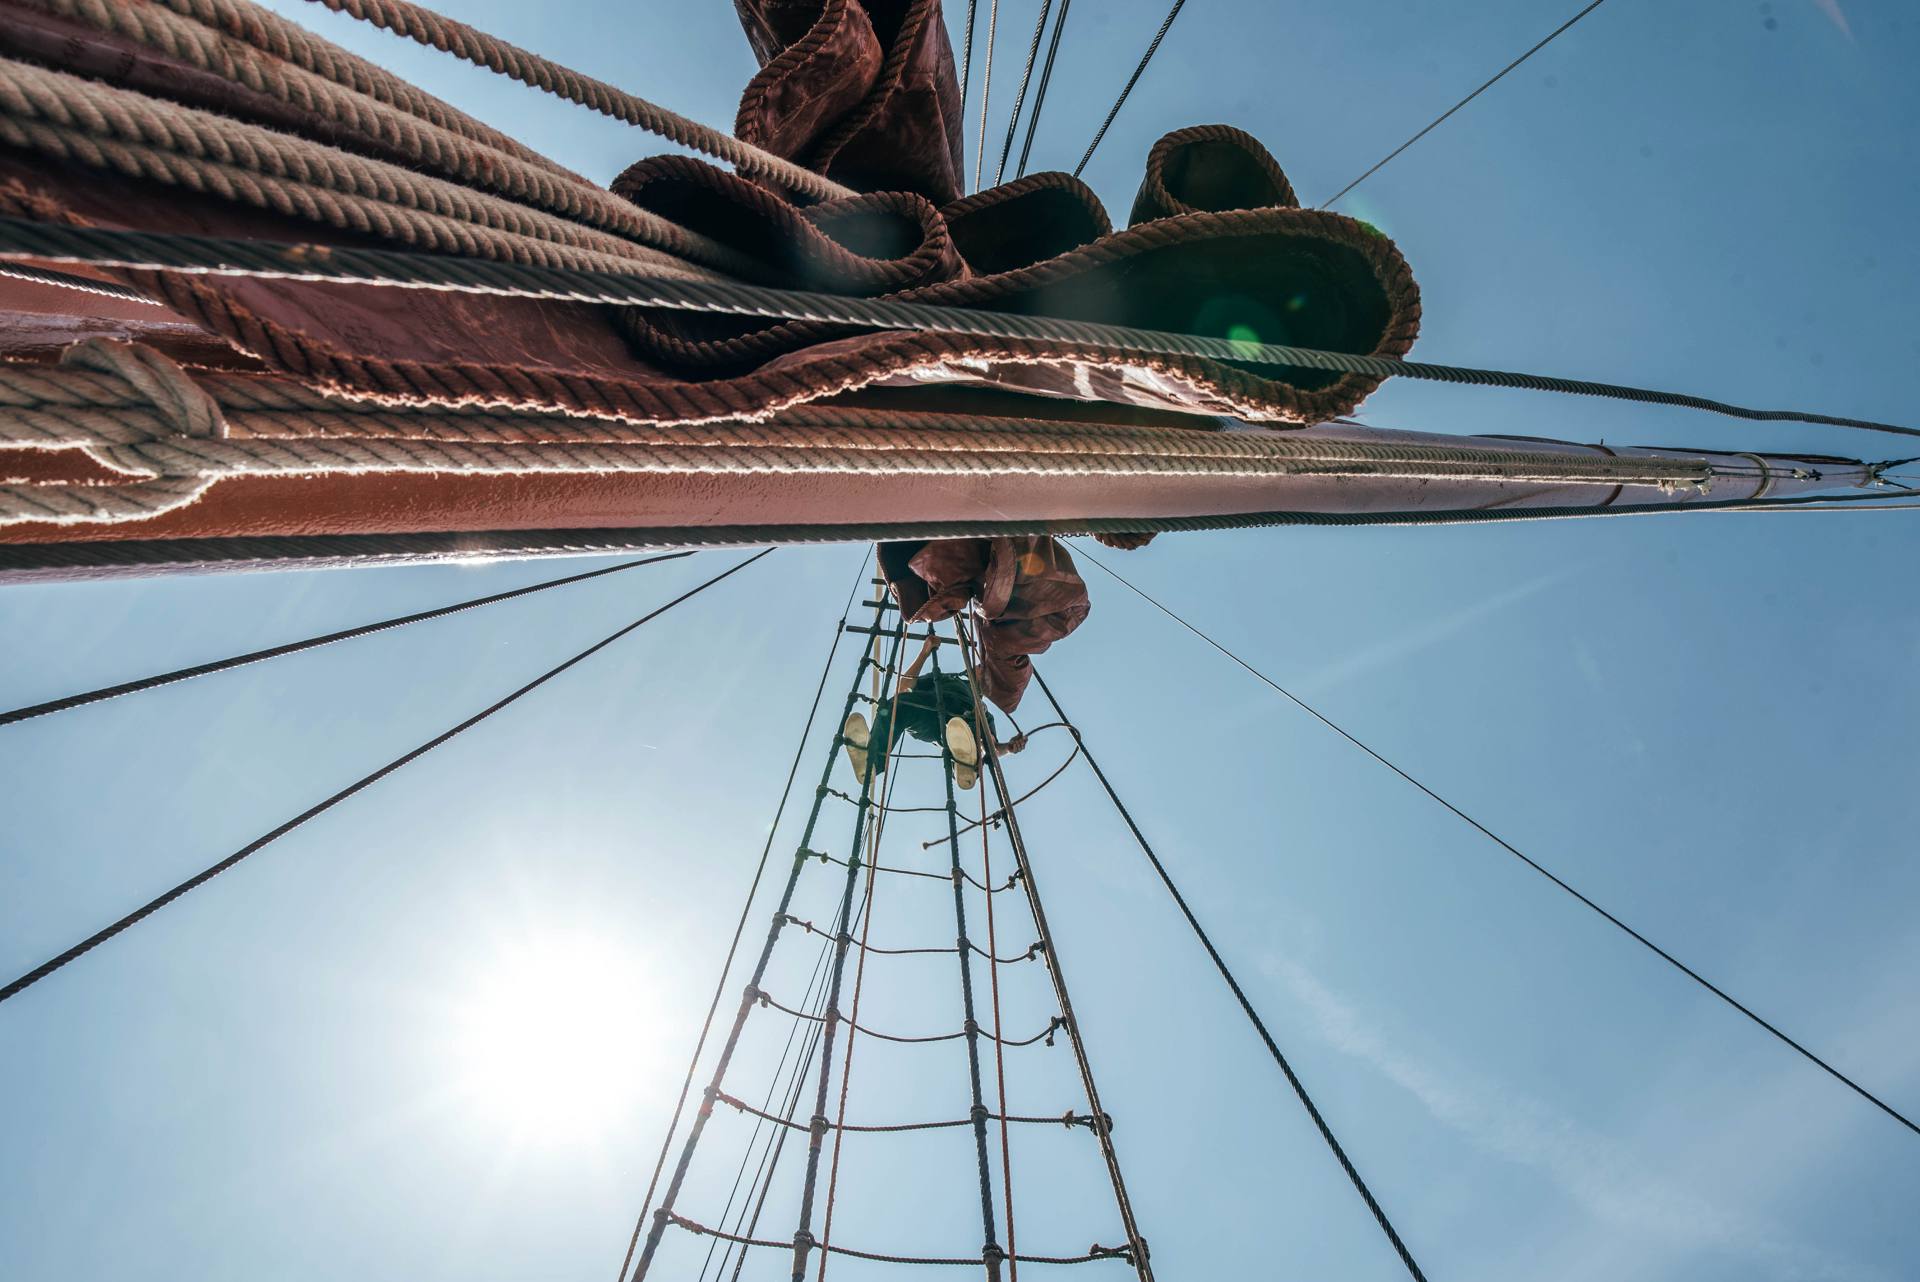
[10,220,1912,441]
[973,0,1002,193]
[1073,0,1189,178]
[931,646,1017,1277]
[627,589,902,1282]
[302,0,855,201]
[1077,549,1920,1141]
[615,548,866,1282]
[1014,0,1073,179]
[0,549,772,1008]
[0,552,693,729]
[993,0,1054,188]
[955,620,1154,1281]
[1320,0,1613,208]
[1026,668,1430,1282]
[817,626,914,1279]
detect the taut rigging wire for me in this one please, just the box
[615,548,867,1282]
[993,0,1054,188]
[1027,668,1430,1282]
[0,551,694,728]
[1073,0,1189,178]
[1077,548,1920,1140]
[0,549,773,1007]
[8,218,1911,442]
[1014,0,1072,179]
[1320,0,1613,209]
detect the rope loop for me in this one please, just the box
[59,339,225,440]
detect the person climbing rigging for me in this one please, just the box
[843,634,1027,790]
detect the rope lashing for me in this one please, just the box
[303,0,856,202]
[0,550,693,728]
[1028,667,1432,1282]
[1075,551,1920,1143]
[8,219,1913,441]
[0,549,773,1008]
[666,1215,1135,1268]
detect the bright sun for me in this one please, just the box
[447,932,662,1142]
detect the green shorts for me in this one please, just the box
[869,672,994,771]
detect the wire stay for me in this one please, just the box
[1,552,694,729]
[0,550,773,1007]
[1078,549,1920,1141]
[1320,0,1613,208]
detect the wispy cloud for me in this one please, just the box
[1810,0,1854,40]
[1296,565,1579,696]
[1261,956,1886,1282]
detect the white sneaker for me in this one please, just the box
[953,761,979,791]
[842,712,871,780]
[944,715,979,767]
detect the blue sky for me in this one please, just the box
[3,2,1918,1280]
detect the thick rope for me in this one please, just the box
[28,0,692,250]
[148,0,585,182]
[0,550,691,727]
[1073,0,1187,178]
[11,220,1911,440]
[1321,0,1613,208]
[1028,667,1429,1281]
[304,0,855,201]
[0,550,771,1007]
[11,343,1790,529]
[0,62,738,279]
[1076,551,1920,1141]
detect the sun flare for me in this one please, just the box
[447,932,662,1142]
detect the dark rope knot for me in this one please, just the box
[981,1243,1007,1265]
[808,1114,831,1137]
[1044,1014,1068,1046]
[970,1103,991,1123]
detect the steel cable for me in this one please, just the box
[5,219,1911,441]
[1320,0,1612,208]
[1,552,693,728]
[1073,0,1188,178]
[0,550,772,1007]
[1076,550,1920,1141]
